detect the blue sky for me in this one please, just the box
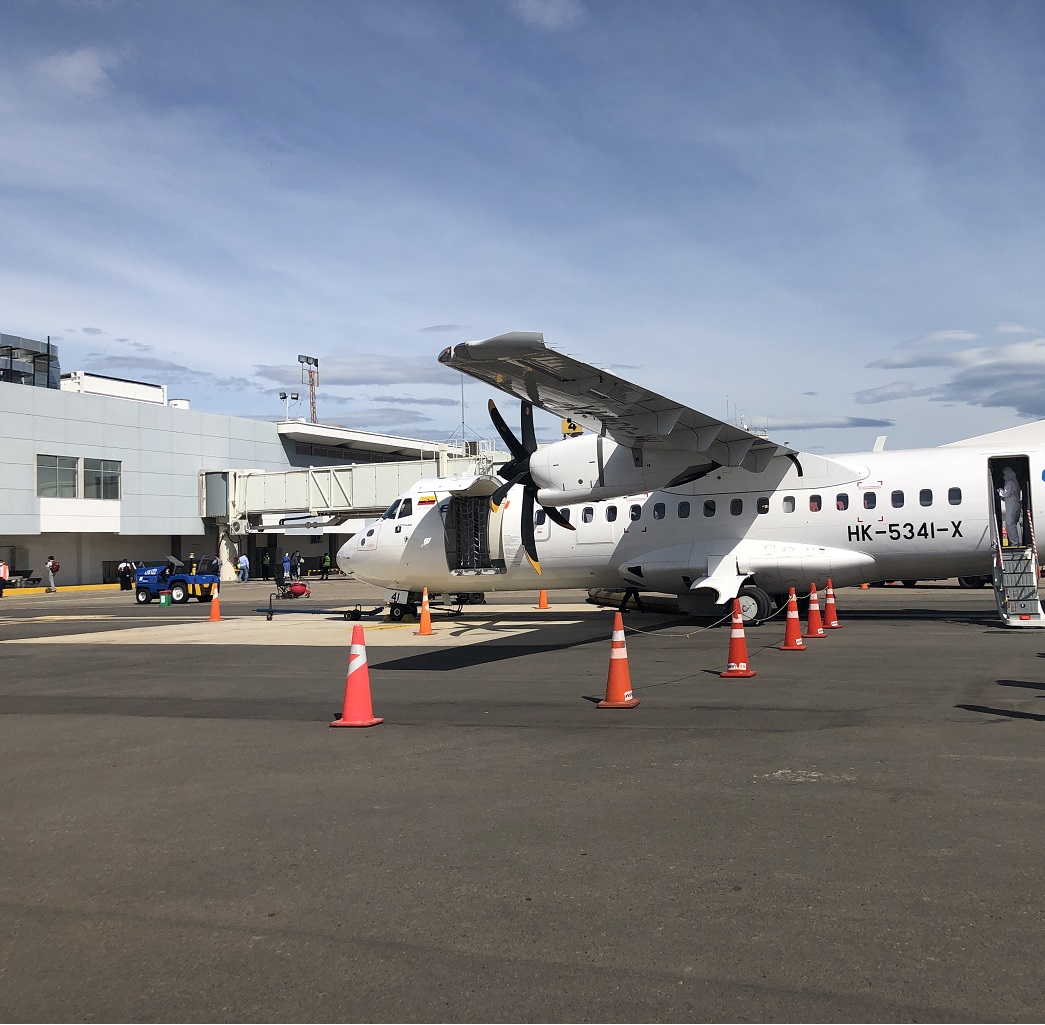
[4,0,1045,451]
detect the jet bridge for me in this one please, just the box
[202,453,494,536]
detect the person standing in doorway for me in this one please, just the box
[998,466,1024,546]
[320,552,331,581]
[45,555,59,593]
[261,550,271,581]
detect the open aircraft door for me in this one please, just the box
[986,455,1045,626]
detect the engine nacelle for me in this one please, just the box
[530,434,710,505]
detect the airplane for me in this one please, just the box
[336,331,1044,627]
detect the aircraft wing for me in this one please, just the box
[439,331,794,473]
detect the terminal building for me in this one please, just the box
[0,333,490,586]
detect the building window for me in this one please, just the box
[582,506,594,523]
[653,502,665,519]
[703,500,716,517]
[891,490,904,508]
[730,498,743,516]
[37,454,78,498]
[920,489,933,507]
[606,505,617,522]
[84,458,121,500]
[948,487,962,505]
[678,501,690,518]
[864,492,877,510]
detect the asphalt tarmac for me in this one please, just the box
[1,579,1043,1023]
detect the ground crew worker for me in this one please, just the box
[0,558,8,598]
[998,466,1023,546]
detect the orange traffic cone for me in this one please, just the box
[778,588,805,651]
[330,624,383,728]
[415,586,433,636]
[720,599,757,678]
[537,589,550,610]
[804,583,825,638]
[209,586,221,622]
[823,578,842,629]
[598,611,640,708]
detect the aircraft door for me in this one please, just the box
[988,455,1033,550]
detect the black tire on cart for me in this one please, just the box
[169,582,189,604]
[135,588,152,604]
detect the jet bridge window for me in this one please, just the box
[920,489,933,506]
[948,487,962,505]
[678,501,690,518]
[398,498,413,518]
[629,505,641,521]
[703,500,716,517]
[756,497,769,514]
[382,499,402,519]
[653,503,665,519]
[863,492,877,510]
[730,499,743,516]
[891,491,904,508]
[836,493,849,510]
[606,505,618,522]
[582,506,594,523]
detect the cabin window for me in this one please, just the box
[582,506,594,524]
[836,493,849,511]
[809,494,821,512]
[891,490,904,508]
[606,505,618,522]
[678,501,690,518]
[863,492,877,510]
[398,498,413,518]
[948,487,962,505]
[783,496,795,513]
[920,489,933,507]
[730,498,743,516]
[757,497,769,514]
[535,509,547,525]
[559,508,571,523]
[653,502,666,520]
[703,500,716,517]
[382,499,401,519]
[629,505,641,521]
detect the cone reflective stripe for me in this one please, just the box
[537,589,550,610]
[330,624,383,727]
[209,586,221,622]
[823,578,842,629]
[415,586,433,636]
[720,599,757,678]
[598,611,640,708]
[804,583,825,638]
[778,588,805,651]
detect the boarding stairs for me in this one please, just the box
[993,545,1045,626]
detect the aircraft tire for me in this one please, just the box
[958,575,988,589]
[736,585,772,625]
[389,604,406,622]
[901,580,918,588]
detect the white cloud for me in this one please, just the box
[34,47,120,95]
[509,0,585,30]
[854,381,938,404]
[995,321,1037,334]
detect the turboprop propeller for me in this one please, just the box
[487,399,575,574]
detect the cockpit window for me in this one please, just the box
[398,498,413,518]
[382,499,401,520]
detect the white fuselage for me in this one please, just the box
[337,437,1040,599]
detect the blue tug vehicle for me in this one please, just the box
[134,555,220,604]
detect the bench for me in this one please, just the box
[7,570,42,587]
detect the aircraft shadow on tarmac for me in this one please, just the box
[955,703,1045,722]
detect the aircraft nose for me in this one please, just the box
[335,543,356,579]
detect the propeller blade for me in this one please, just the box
[542,504,575,531]
[490,470,529,511]
[520,487,540,575]
[488,400,529,462]
[520,400,536,455]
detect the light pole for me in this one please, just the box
[298,354,319,424]
[279,391,300,420]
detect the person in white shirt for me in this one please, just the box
[237,553,250,582]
